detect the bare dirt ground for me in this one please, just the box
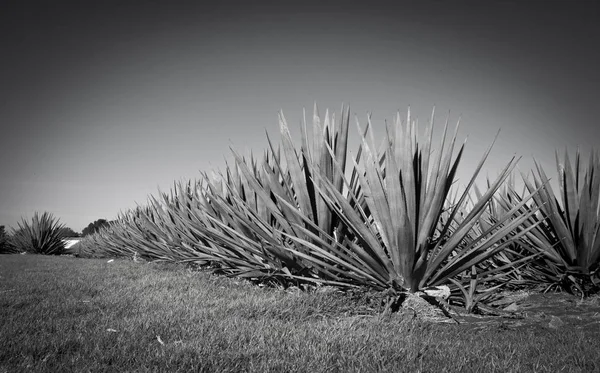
[342,287,600,332]
[449,291,600,332]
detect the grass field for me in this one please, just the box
[1,254,599,372]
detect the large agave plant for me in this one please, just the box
[276,108,541,293]
[11,212,67,255]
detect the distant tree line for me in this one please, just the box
[59,227,81,237]
[0,225,16,253]
[82,219,112,236]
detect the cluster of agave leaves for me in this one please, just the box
[10,212,68,255]
[75,105,600,312]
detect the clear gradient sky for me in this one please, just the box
[1,1,598,232]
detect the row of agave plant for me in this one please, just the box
[75,104,600,311]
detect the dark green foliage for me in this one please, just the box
[58,227,80,237]
[10,212,67,255]
[81,219,110,236]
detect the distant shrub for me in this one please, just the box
[11,212,67,255]
[0,225,17,254]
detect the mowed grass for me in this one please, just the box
[1,255,599,373]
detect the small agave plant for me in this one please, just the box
[441,178,547,312]
[11,212,67,255]
[514,149,600,296]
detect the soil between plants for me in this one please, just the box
[448,291,600,331]
[338,287,600,331]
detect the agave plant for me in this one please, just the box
[228,104,352,241]
[11,212,67,255]
[274,107,542,294]
[198,104,363,284]
[514,149,600,295]
[443,181,544,310]
[77,203,199,262]
[77,104,373,286]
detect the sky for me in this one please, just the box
[1,0,599,232]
